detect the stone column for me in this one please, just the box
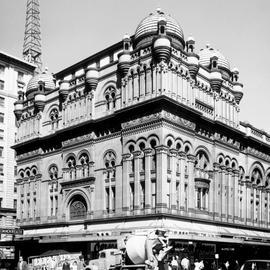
[220,165,226,220]
[241,181,247,223]
[227,168,233,221]
[122,153,131,214]
[267,190,270,226]
[208,170,214,214]
[187,154,196,215]
[233,169,240,222]
[170,149,177,212]
[156,145,168,212]
[144,148,152,213]
[179,151,186,213]
[213,163,220,219]
[133,150,142,214]
[246,179,252,225]
[115,164,122,214]
[146,66,151,96]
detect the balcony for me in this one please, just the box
[61,163,95,189]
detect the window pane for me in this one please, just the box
[70,200,87,220]
[0,81,4,91]
[17,71,24,82]
[0,113,4,123]
[0,97,4,106]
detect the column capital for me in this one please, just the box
[232,169,240,176]
[213,162,220,170]
[144,148,153,156]
[226,167,233,173]
[169,148,178,157]
[122,153,132,161]
[178,151,186,159]
[187,154,196,163]
[133,150,143,158]
[219,165,226,171]
[155,145,169,154]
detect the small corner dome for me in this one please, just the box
[26,68,56,99]
[199,45,230,71]
[134,8,185,50]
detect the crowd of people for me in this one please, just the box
[166,256,240,270]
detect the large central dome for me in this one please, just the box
[134,8,185,50]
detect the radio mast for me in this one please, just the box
[23,0,42,73]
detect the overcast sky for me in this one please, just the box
[1,0,270,132]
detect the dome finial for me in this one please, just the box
[156,7,161,13]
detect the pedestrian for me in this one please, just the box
[194,259,201,270]
[17,256,28,270]
[181,256,190,270]
[221,261,230,270]
[171,256,178,270]
[77,255,86,270]
[62,258,71,270]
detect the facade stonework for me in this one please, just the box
[13,9,270,261]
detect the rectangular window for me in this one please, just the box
[0,113,4,123]
[0,81,4,90]
[55,196,58,216]
[14,165,17,176]
[111,186,115,212]
[0,198,2,208]
[0,97,4,107]
[0,129,3,140]
[17,71,24,82]
[151,181,156,208]
[0,163,3,175]
[0,147,3,157]
[13,199,17,209]
[105,187,109,213]
[50,196,53,216]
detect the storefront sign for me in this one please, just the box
[0,228,23,235]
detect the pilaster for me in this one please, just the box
[122,153,131,214]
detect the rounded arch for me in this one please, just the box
[194,145,212,165]
[103,149,117,168]
[48,163,59,180]
[63,188,91,220]
[45,103,59,121]
[249,161,265,177]
[25,167,31,178]
[65,153,77,168]
[231,158,238,170]
[216,153,225,165]
[124,139,136,153]
[224,156,231,167]
[175,138,183,151]
[264,169,270,188]
[165,134,175,149]
[18,169,25,179]
[147,134,160,148]
[183,141,193,154]
[30,165,38,176]
[77,149,91,164]
[238,166,245,181]
[136,137,147,151]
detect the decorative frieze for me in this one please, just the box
[62,132,95,147]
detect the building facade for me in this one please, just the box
[0,51,34,260]
[13,9,270,263]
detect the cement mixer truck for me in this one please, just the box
[87,230,172,270]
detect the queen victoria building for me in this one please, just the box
[13,9,270,261]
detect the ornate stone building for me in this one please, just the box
[13,9,270,262]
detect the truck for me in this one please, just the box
[86,230,172,270]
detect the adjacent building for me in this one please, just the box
[0,51,35,260]
[13,9,270,263]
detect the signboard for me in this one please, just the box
[0,228,23,235]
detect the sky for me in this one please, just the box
[1,0,270,132]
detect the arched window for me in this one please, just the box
[49,165,58,180]
[49,108,59,130]
[104,86,116,111]
[251,168,262,186]
[69,195,87,220]
[67,156,76,168]
[150,139,157,170]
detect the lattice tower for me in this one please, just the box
[23,0,42,73]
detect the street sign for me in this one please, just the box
[0,228,23,235]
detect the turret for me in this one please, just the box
[231,67,243,104]
[14,90,24,120]
[118,34,131,76]
[186,36,199,79]
[34,82,46,111]
[59,80,70,101]
[210,55,222,92]
[153,19,171,63]
[85,65,99,91]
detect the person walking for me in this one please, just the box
[62,258,71,270]
[17,256,28,270]
[181,256,190,270]
[171,256,178,270]
[77,255,86,270]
